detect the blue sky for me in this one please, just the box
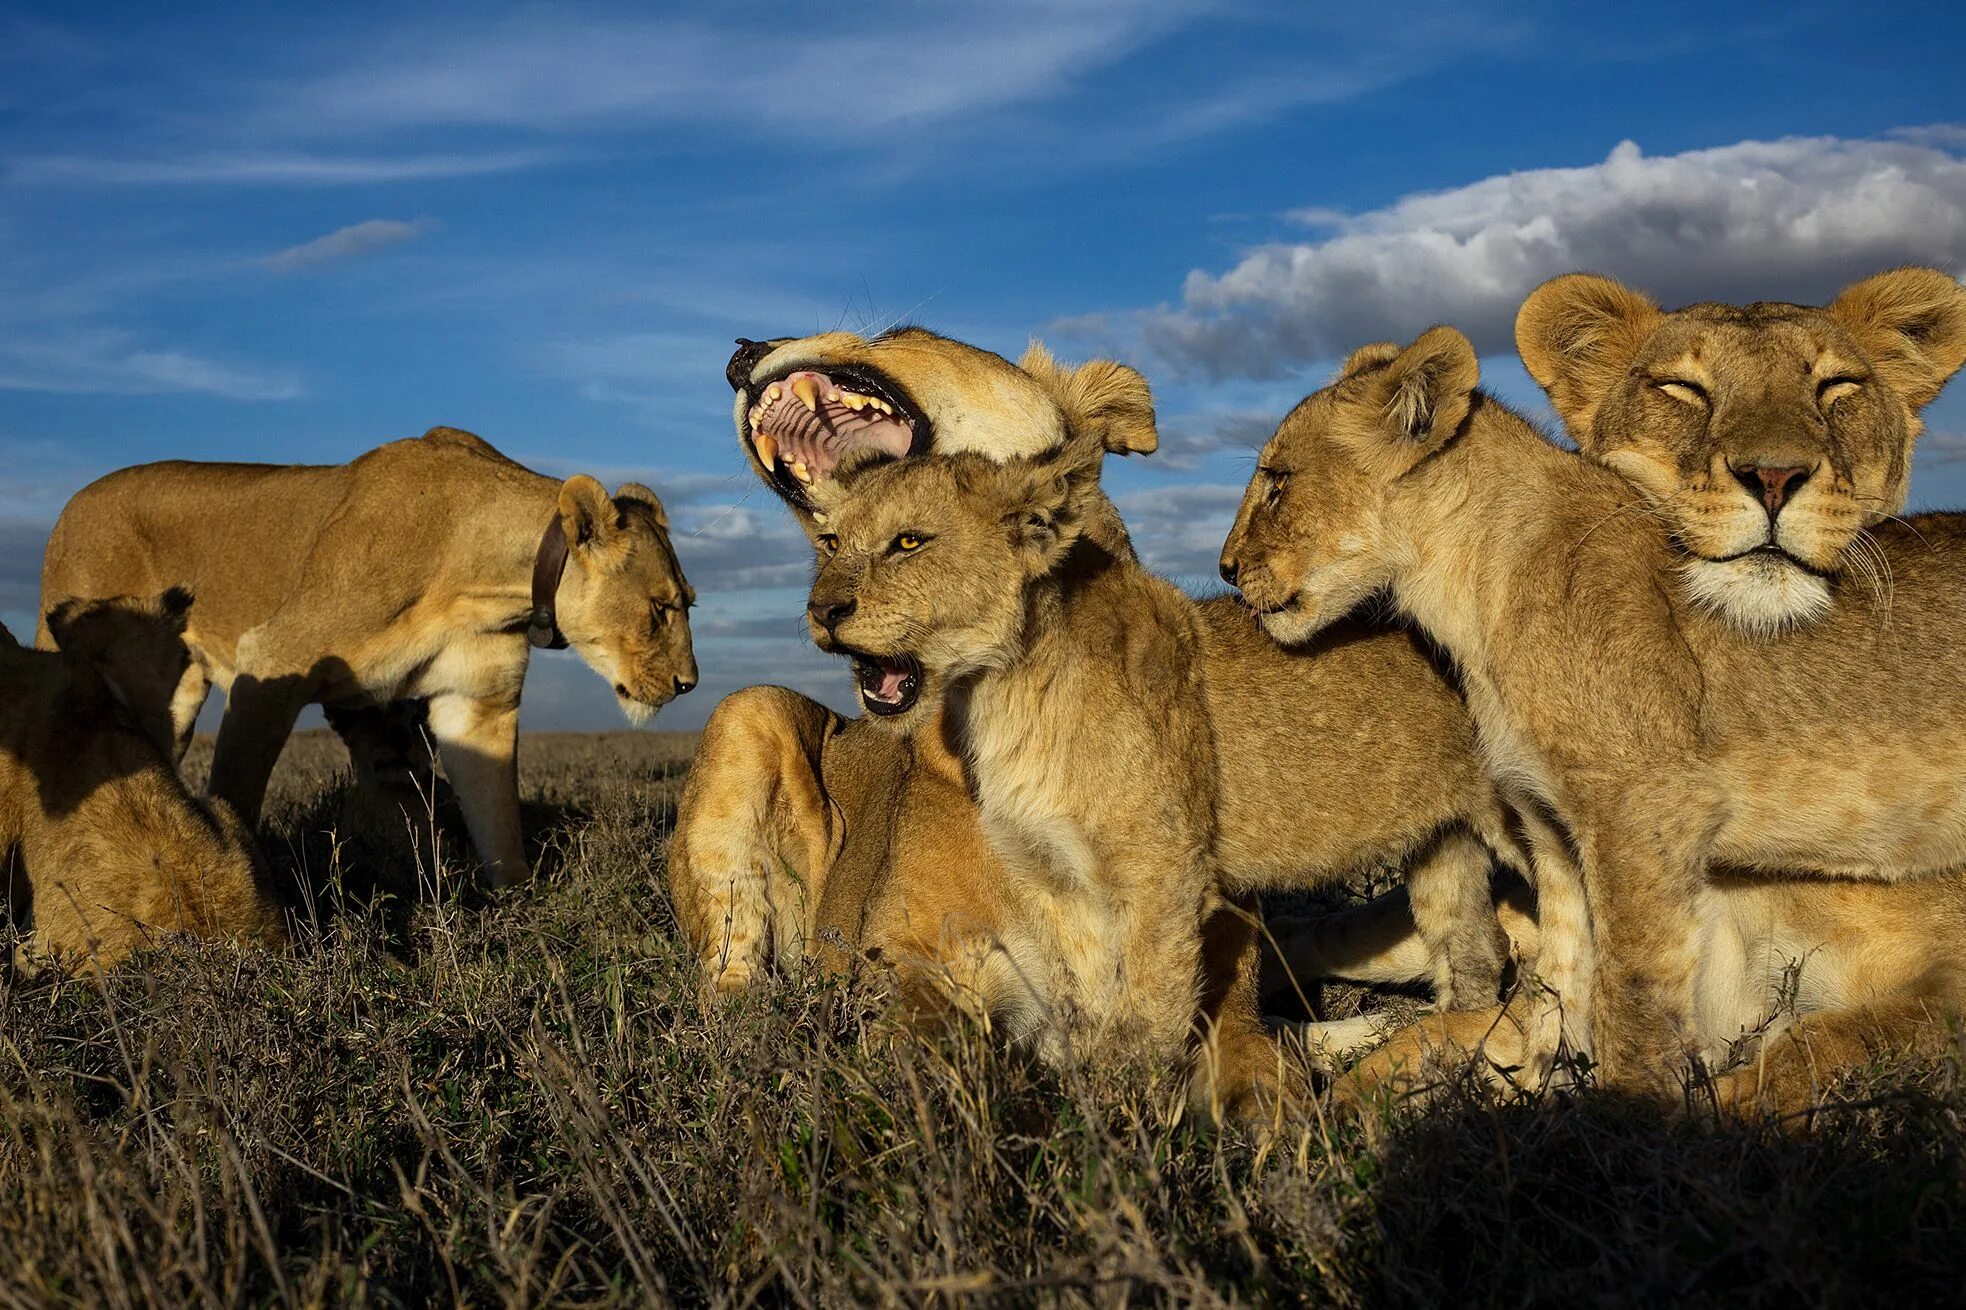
[5,1,1965,729]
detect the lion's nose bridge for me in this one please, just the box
[806,559,862,629]
[1714,388,1823,514]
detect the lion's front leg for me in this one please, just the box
[1191,893,1298,1127]
[426,691,526,888]
[666,686,842,996]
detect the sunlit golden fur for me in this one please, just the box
[1227,326,1966,1101]
[1288,868,1966,1129]
[671,326,1522,1119]
[1516,268,1966,635]
[39,427,695,886]
[1,594,285,970]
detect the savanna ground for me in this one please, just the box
[1,730,1961,1308]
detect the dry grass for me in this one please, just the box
[1,732,1960,1307]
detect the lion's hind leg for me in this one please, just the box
[1707,996,1962,1131]
[666,686,842,996]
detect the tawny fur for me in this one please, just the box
[39,428,696,886]
[668,328,1517,1120]
[1516,267,1966,634]
[1226,325,1966,1099]
[1,596,285,969]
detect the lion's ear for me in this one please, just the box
[0,619,19,651]
[559,474,624,550]
[1364,327,1480,453]
[614,482,670,532]
[1515,273,1662,440]
[1020,342,1158,456]
[967,438,1102,571]
[1339,342,1402,379]
[1827,267,1966,412]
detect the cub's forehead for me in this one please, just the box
[827,459,984,535]
[1640,304,1856,367]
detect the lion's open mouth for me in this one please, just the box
[852,652,923,716]
[745,366,923,504]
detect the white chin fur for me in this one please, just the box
[617,695,655,727]
[1678,556,1832,637]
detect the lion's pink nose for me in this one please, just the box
[1731,463,1811,516]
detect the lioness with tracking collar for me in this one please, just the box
[41,426,697,886]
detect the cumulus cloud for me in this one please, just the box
[1095,131,1966,381]
[1152,410,1279,470]
[263,218,434,271]
[1112,483,1246,584]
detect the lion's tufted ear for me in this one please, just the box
[1019,342,1158,456]
[1515,273,1662,440]
[1339,342,1402,379]
[959,434,1105,573]
[613,482,670,532]
[559,474,626,551]
[1372,327,1481,450]
[1827,267,1966,412]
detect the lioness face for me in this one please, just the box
[552,477,698,724]
[1221,333,1479,646]
[1518,268,1966,635]
[804,452,1085,722]
[724,328,1155,541]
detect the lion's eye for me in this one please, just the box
[893,532,926,554]
[649,601,670,629]
[1653,379,1710,408]
[817,533,840,557]
[1265,470,1290,504]
[1817,376,1864,408]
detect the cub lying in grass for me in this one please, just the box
[1,592,286,970]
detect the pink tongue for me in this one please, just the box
[753,370,914,481]
[873,664,909,701]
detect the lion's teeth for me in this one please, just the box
[755,431,779,471]
[869,398,892,414]
[791,377,819,413]
[840,391,868,411]
[764,383,782,404]
[791,460,812,484]
[812,510,828,524]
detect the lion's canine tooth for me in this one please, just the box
[791,377,819,413]
[755,431,779,471]
[791,460,812,484]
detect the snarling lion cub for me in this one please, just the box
[40,427,697,886]
[803,439,1224,1057]
[1516,266,1966,635]
[668,328,1521,1114]
[2,593,286,969]
[1227,325,1966,1096]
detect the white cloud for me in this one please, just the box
[0,330,300,400]
[263,218,434,271]
[8,150,550,186]
[1089,131,1966,381]
[1112,483,1245,584]
[277,3,1202,138]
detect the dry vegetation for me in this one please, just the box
[1,731,1961,1307]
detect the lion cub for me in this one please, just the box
[2,593,286,969]
[1225,326,1966,1094]
[804,439,1219,1059]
